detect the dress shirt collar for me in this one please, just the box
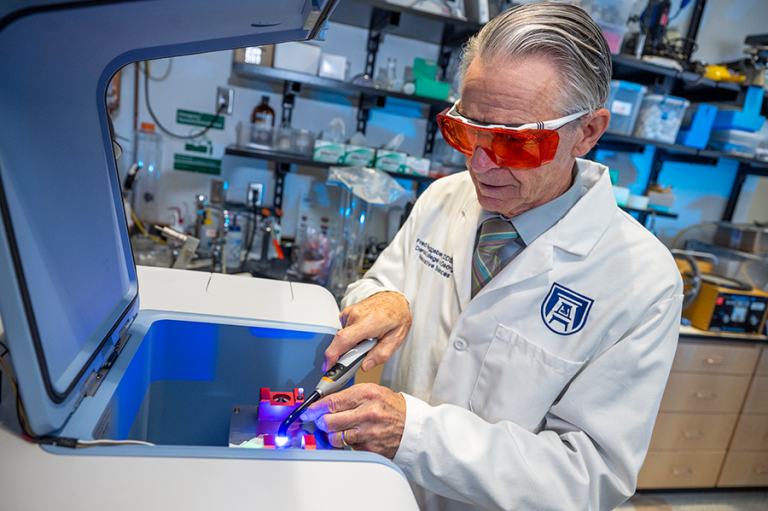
[480,166,584,246]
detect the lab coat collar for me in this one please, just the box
[470,159,615,301]
[454,189,482,311]
[551,159,615,258]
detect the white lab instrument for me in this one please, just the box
[0,1,418,509]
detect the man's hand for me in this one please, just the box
[325,291,411,372]
[300,383,406,459]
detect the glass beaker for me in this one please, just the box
[331,187,369,300]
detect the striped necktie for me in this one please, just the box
[471,218,519,298]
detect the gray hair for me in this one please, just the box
[460,2,612,116]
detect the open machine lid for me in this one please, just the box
[0,0,336,435]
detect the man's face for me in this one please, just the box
[460,55,583,218]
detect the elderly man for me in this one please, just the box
[302,3,683,510]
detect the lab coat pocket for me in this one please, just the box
[469,324,585,430]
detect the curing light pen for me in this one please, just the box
[276,338,378,445]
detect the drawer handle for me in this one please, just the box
[671,467,693,476]
[705,356,725,365]
[756,467,768,475]
[682,430,704,439]
[695,391,717,399]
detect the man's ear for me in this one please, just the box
[571,108,610,157]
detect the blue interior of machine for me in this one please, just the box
[94,318,332,447]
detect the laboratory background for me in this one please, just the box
[3,0,768,509]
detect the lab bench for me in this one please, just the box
[638,327,768,489]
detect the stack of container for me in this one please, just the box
[587,0,637,54]
[707,86,767,157]
[606,80,647,135]
[632,95,690,144]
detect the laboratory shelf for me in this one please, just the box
[231,62,452,110]
[612,54,741,92]
[697,150,768,171]
[224,145,437,184]
[330,0,482,46]
[225,146,680,220]
[620,206,677,219]
[597,132,700,156]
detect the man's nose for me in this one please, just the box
[469,147,498,173]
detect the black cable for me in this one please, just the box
[143,61,225,141]
[245,201,259,256]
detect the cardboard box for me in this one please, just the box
[403,156,430,176]
[233,45,274,67]
[374,151,407,172]
[342,145,375,166]
[313,140,345,163]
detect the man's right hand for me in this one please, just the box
[324,291,412,373]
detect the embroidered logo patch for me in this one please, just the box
[541,283,594,335]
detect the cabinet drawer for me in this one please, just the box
[671,342,759,375]
[757,348,768,376]
[660,373,752,413]
[718,451,768,487]
[649,413,738,451]
[638,451,725,489]
[742,376,768,414]
[730,414,768,451]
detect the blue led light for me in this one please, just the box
[275,435,290,447]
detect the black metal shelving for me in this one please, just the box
[225,145,435,185]
[232,62,451,110]
[225,144,679,225]
[227,0,768,226]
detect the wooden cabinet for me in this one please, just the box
[670,343,759,375]
[717,347,768,487]
[648,413,737,451]
[659,373,751,413]
[637,340,761,489]
[638,451,726,489]
[718,452,768,487]
[741,376,768,414]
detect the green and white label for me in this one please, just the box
[173,154,221,175]
[176,109,224,130]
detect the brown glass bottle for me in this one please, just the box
[251,95,275,126]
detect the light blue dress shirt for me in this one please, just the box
[476,169,585,269]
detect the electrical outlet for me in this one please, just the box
[216,86,234,115]
[247,183,264,207]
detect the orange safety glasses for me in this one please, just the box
[436,100,588,169]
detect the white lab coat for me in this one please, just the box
[342,159,683,511]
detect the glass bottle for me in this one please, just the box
[251,95,275,126]
[386,58,399,91]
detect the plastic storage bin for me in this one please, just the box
[596,21,629,54]
[708,129,766,157]
[589,0,636,53]
[606,80,647,135]
[632,95,690,144]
